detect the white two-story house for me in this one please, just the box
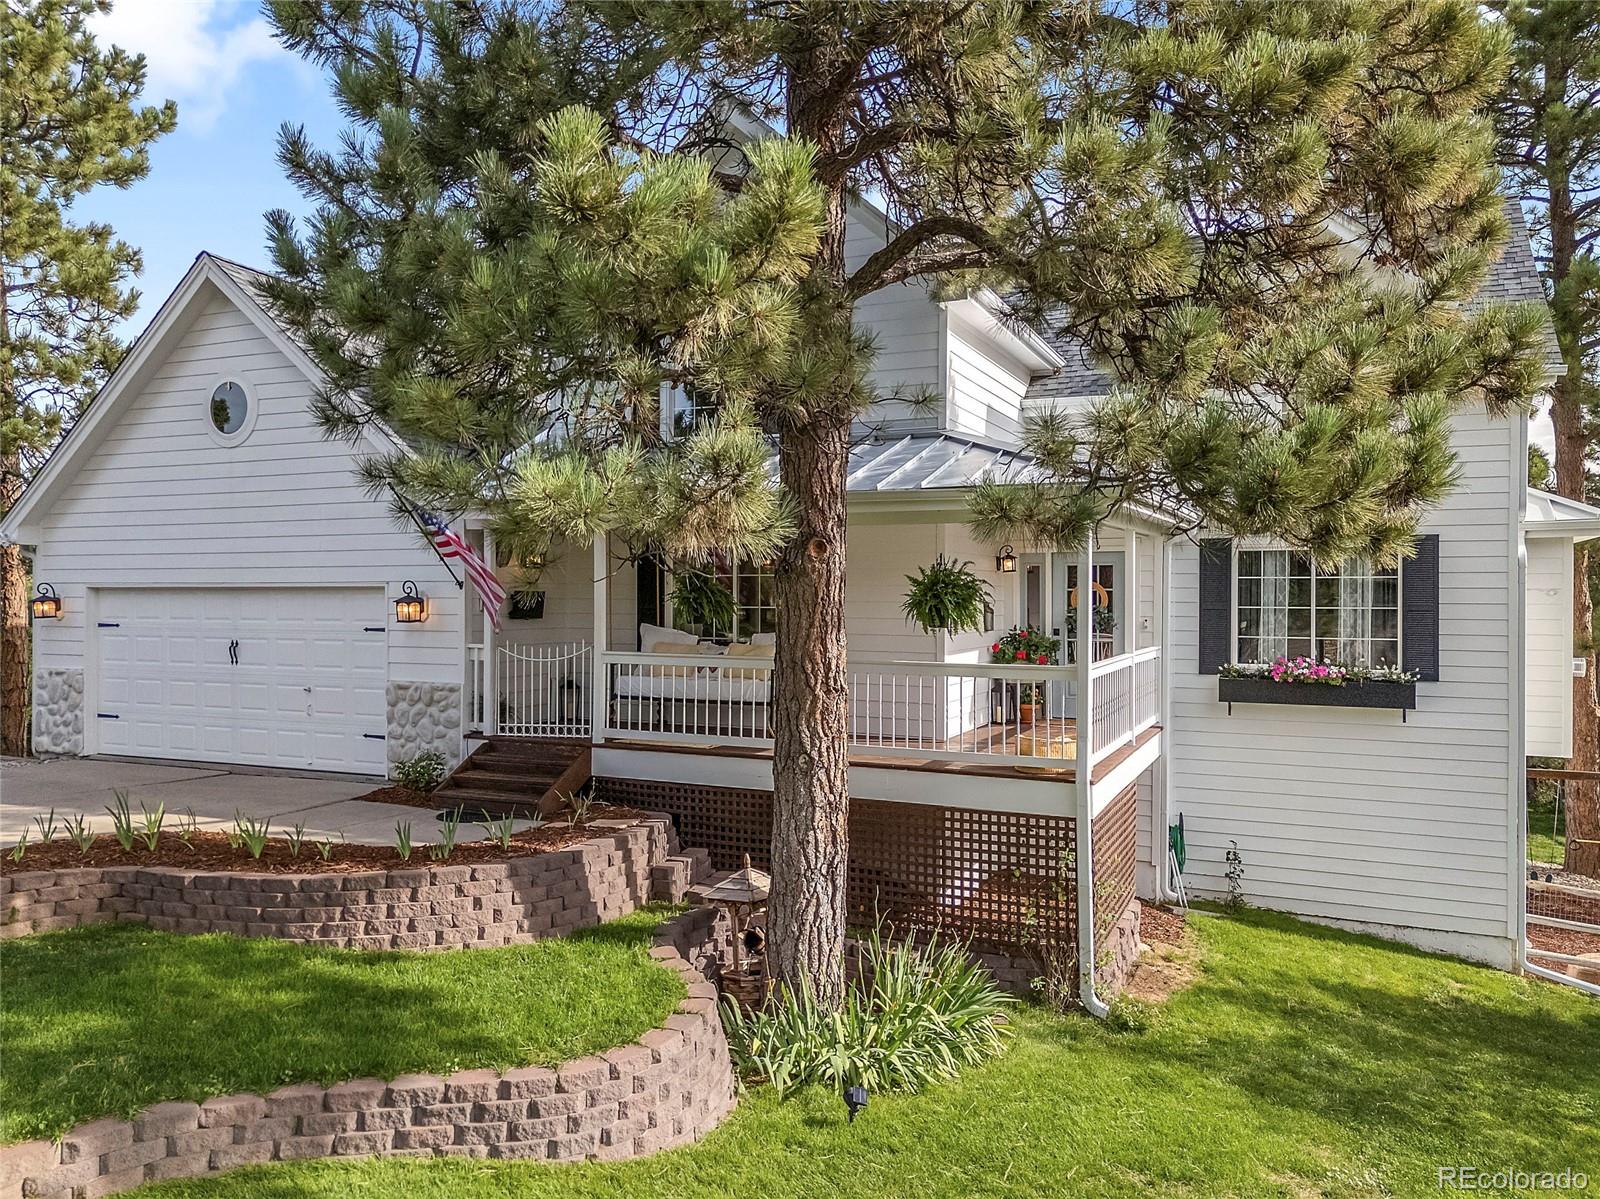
[3,195,1589,999]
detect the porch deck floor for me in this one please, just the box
[598,723,1160,785]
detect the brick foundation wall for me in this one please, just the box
[0,817,710,949]
[0,910,737,1199]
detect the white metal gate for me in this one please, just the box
[496,641,591,737]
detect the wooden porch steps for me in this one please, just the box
[436,737,591,819]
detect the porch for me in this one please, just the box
[457,505,1167,796]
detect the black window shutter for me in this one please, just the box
[1198,538,1233,674]
[1401,533,1440,682]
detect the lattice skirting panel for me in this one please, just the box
[1091,783,1140,938]
[596,777,1077,957]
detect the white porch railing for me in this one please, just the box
[1087,646,1162,767]
[466,644,486,729]
[467,641,593,738]
[598,647,1162,769]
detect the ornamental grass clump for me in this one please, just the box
[722,926,1013,1099]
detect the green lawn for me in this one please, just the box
[0,908,684,1143]
[128,908,1598,1199]
[1528,787,1568,865]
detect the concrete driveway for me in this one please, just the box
[0,757,483,846]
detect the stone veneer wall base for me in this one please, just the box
[0,906,737,1199]
[31,668,83,757]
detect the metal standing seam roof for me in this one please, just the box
[1525,487,1600,541]
[756,432,1039,493]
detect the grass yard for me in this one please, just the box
[1528,786,1568,865]
[128,908,1599,1199]
[0,908,684,1143]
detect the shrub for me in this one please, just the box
[722,927,1013,1098]
[394,752,447,792]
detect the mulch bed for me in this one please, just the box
[1528,923,1600,959]
[0,820,643,877]
[354,785,572,821]
[1139,901,1186,945]
[353,784,437,807]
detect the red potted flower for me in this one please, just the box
[991,627,1061,726]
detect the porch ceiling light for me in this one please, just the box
[394,580,427,624]
[996,545,1018,573]
[29,583,61,621]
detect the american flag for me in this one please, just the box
[421,512,507,633]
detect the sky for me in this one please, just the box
[76,0,344,323]
[76,0,1556,462]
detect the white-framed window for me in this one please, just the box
[671,556,776,640]
[203,375,259,447]
[664,383,716,439]
[1235,548,1399,667]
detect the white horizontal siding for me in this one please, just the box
[1525,536,1573,758]
[31,283,461,700]
[845,204,941,413]
[1166,411,1518,946]
[944,324,1030,444]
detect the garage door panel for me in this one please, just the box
[94,588,390,774]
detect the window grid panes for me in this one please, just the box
[670,384,717,438]
[673,557,775,640]
[1236,549,1398,667]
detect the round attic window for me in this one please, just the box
[204,377,257,446]
[209,381,248,434]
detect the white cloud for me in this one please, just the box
[89,0,297,133]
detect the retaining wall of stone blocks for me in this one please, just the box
[0,909,737,1199]
[0,817,712,948]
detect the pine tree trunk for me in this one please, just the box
[1556,402,1600,878]
[769,413,853,1004]
[0,273,27,756]
[765,43,855,1005]
[1544,47,1600,878]
[0,498,26,757]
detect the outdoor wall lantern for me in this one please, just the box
[394,581,427,624]
[995,545,1018,573]
[29,583,61,621]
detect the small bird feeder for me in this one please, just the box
[697,853,771,1010]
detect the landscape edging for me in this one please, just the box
[0,906,737,1199]
[1,815,707,949]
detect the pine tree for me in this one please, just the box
[0,0,174,755]
[1494,0,1600,877]
[266,0,1546,1002]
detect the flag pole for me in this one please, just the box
[397,495,465,590]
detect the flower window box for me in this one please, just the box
[1218,658,1417,718]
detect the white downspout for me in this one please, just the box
[591,535,608,745]
[482,527,498,737]
[1075,531,1109,1018]
[1157,535,1184,906]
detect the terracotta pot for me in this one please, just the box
[1018,703,1038,727]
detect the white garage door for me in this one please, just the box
[95,588,388,774]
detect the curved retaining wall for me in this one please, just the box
[0,817,712,947]
[0,907,736,1199]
